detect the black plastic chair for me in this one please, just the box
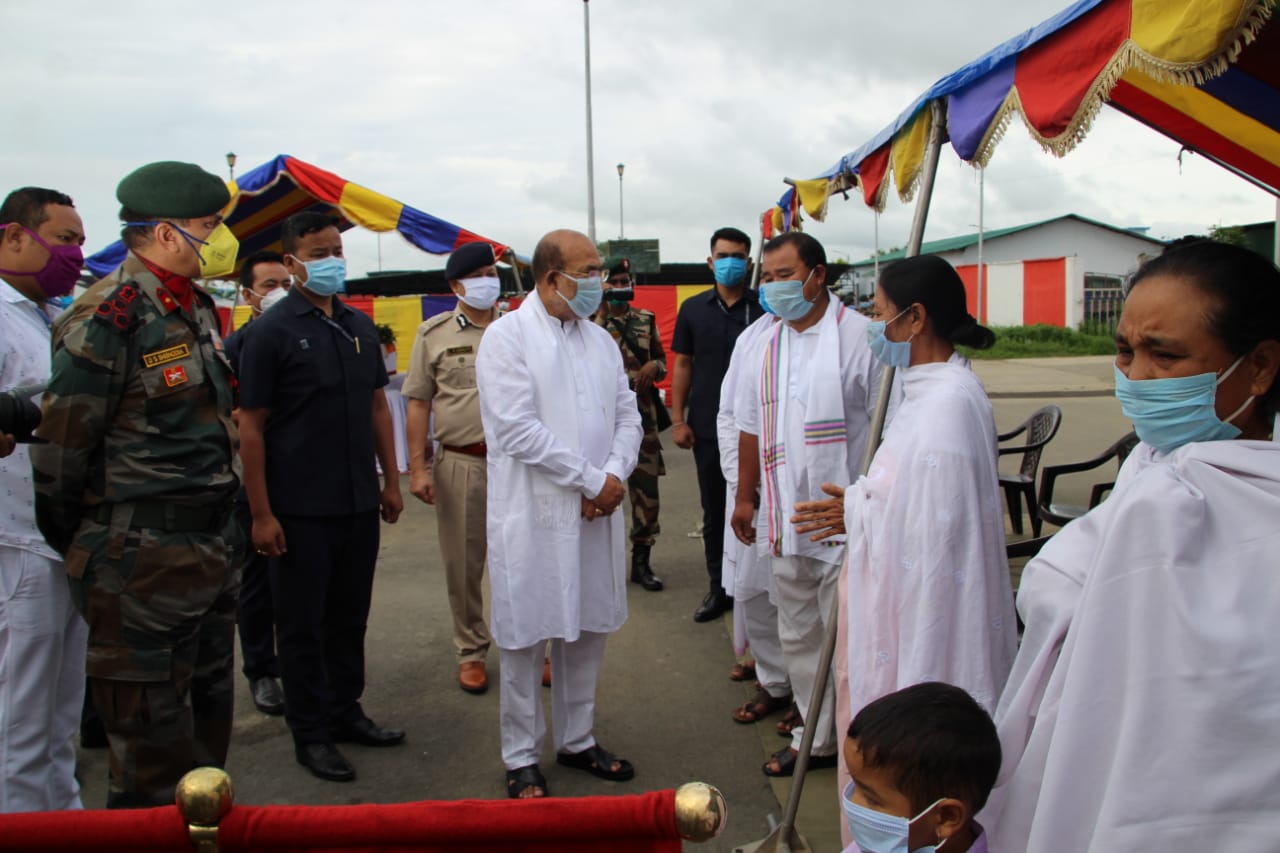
[997,405,1062,537]
[1036,431,1139,528]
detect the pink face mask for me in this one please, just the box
[0,224,84,298]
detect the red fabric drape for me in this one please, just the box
[0,791,683,853]
[0,805,188,852]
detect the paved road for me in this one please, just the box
[74,356,1131,852]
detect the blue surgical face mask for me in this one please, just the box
[1113,355,1254,454]
[555,270,603,318]
[867,305,914,368]
[293,255,347,297]
[759,271,815,322]
[841,782,947,853]
[713,256,748,287]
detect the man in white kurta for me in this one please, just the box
[476,230,643,793]
[732,233,882,773]
[983,436,1280,852]
[718,314,791,715]
[0,189,88,812]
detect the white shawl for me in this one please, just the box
[476,289,643,649]
[842,355,1016,720]
[984,437,1280,853]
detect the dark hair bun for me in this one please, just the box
[951,317,995,350]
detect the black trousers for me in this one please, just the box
[271,511,379,745]
[234,500,278,680]
[691,435,726,593]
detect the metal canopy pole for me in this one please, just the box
[735,98,947,853]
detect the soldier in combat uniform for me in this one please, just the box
[595,257,666,591]
[31,161,242,808]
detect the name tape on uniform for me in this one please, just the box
[142,343,191,368]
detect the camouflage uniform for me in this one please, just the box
[596,306,666,546]
[31,253,241,809]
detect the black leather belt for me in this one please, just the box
[91,501,227,533]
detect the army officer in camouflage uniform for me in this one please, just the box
[32,161,242,808]
[595,257,666,591]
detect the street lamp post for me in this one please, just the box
[617,163,625,239]
[582,0,597,243]
[225,152,237,182]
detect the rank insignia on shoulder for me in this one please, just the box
[93,284,140,331]
[163,365,189,387]
[142,343,191,368]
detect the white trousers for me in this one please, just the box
[740,589,791,699]
[772,554,839,756]
[0,547,87,812]
[499,631,606,769]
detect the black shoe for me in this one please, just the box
[630,545,664,592]
[295,742,355,782]
[249,676,286,716]
[332,717,406,747]
[79,716,109,750]
[693,590,733,623]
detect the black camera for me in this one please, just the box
[0,383,46,443]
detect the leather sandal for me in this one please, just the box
[729,661,757,682]
[556,744,635,782]
[762,746,838,778]
[506,764,549,799]
[732,687,792,724]
[776,703,803,737]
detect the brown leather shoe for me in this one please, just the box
[459,661,488,694]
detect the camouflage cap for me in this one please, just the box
[603,256,630,279]
[116,161,230,219]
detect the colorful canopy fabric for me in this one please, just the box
[777,0,1277,220]
[85,155,508,278]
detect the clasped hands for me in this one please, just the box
[583,473,625,521]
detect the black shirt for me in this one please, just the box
[238,288,388,516]
[671,286,761,438]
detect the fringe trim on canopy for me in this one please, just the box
[976,0,1273,163]
[1129,0,1273,86]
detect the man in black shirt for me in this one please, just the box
[670,227,760,623]
[238,213,405,783]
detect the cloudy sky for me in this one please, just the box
[4,0,1274,278]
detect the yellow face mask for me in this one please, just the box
[195,223,240,279]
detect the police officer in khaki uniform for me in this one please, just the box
[404,242,501,694]
[32,161,241,808]
[596,257,666,591]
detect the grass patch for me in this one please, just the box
[960,324,1117,360]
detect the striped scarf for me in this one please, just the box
[759,301,849,556]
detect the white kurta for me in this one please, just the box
[717,314,779,602]
[736,297,881,564]
[476,289,643,650]
[984,437,1280,853]
[842,355,1015,718]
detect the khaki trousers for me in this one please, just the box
[435,448,491,662]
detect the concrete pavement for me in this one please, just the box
[72,355,1131,852]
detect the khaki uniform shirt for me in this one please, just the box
[401,307,497,446]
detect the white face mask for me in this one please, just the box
[457,275,500,310]
[260,286,289,312]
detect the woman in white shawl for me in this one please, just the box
[793,255,1017,822]
[983,241,1280,853]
